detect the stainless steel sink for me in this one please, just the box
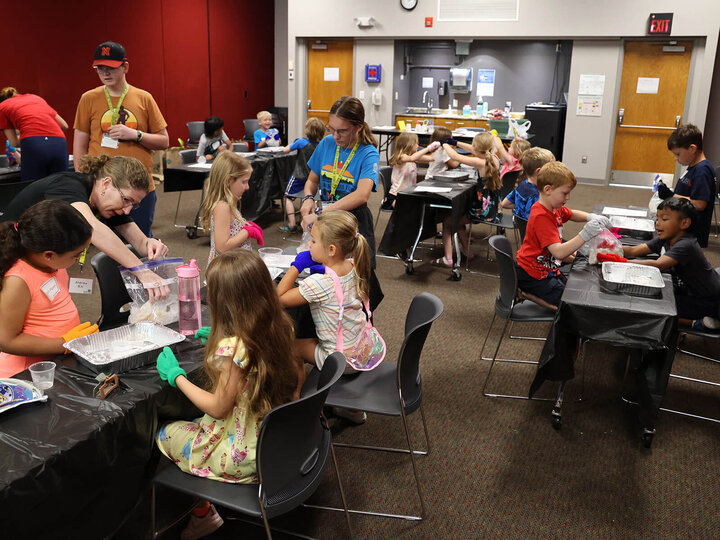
[405,107,428,114]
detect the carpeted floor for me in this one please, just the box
[70,179,720,539]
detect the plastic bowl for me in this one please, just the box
[258,247,283,267]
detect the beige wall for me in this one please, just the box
[278,0,720,182]
[353,40,395,128]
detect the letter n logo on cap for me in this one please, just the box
[102,47,110,56]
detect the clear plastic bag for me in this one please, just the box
[297,230,311,253]
[588,230,623,265]
[119,258,184,325]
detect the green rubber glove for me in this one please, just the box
[195,326,211,344]
[156,346,187,387]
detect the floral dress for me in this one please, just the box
[467,176,500,223]
[208,213,252,267]
[156,337,260,483]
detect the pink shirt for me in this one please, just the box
[389,162,418,195]
[0,259,80,377]
[500,155,522,178]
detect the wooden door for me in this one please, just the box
[307,40,354,125]
[610,41,693,187]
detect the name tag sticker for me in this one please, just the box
[69,278,94,295]
[40,277,60,301]
[101,133,119,149]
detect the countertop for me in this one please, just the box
[395,110,522,121]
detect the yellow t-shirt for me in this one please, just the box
[73,85,167,191]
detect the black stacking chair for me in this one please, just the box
[479,235,559,399]
[243,119,260,149]
[186,121,204,146]
[151,353,351,539]
[232,142,249,153]
[179,149,196,164]
[513,214,528,244]
[90,250,137,330]
[373,165,393,230]
[305,293,444,521]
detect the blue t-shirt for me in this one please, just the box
[254,127,280,146]
[673,159,716,248]
[506,180,540,220]
[308,135,379,201]
[289,137,310,151]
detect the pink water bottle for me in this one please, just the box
[176,259,202,335]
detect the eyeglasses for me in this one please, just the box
[94,65,121,73]
[114,184,140,210]
[326,125,356,137]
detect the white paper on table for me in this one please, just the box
[188,163,212,169]
[413,186,452,193]
[373,125,397,130]
[601,206,648,217]
[636,77,660,94]
[324,67,340,81]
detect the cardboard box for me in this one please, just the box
[164,147,185,169]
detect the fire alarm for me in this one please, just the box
[425,17,433,27]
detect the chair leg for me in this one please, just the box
[509,320,548,342]
[151,485,202,539]
[398,390,426,520]
[259,491,274,539]
[329,439,354,538]
[172,191,184,229]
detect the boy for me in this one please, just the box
[500,147,555,220]
[515,162,610,306]
[196,116,231,162]
[623,197,720,330]
[656,124,716,248]
[253,111,281,149]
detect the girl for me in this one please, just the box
[199,152,264,266]
[434,133,502,266]
[277,211,385,401]
[0,200,97,377]
[280,117,326,233]
[493,134,531,180]
[424,126,460,180]
[196,115,231,162]
[384,132,440,209]
[156,249,303,535]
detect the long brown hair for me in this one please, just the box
[388,132,418,167]
[203,250,298,418]
[330,96,377,147]
[471,133,501,192]
[199,152,252,231]
[315,211,371,302]
[78,155,149,191]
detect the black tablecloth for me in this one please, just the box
[530,259,677,427]
[163,151,297,221]
[378,180,476,255]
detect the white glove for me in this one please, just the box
[587,213,612,229]
[427,141,441,152]
[579,219,604,242]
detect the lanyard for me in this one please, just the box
[104,85,129,125]
[330,142,359,200]
[78,193,95,271]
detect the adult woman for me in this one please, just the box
[300,96,380,266]
[2,154,169,298]
[0,87,69,182]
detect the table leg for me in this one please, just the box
[405,203,427,275]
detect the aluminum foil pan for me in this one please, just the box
[64,322,185,374]
[610,216,656,239]
[433,170,470,182]
[600,262,665,298]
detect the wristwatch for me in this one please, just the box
[136,130,144,143]
[301,194,315,204]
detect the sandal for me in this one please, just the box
[430,257,453,268]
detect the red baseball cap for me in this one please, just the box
[93,41,127,68]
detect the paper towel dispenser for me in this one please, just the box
[450,67,473,91]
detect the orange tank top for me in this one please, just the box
[0,259,80,377]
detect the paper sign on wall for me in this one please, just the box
[422,77,434,88]
[324,67,340,81]
[578,74,605,95]
[636,77,660,94]
[476,69,495,97]
[576,96,603,116]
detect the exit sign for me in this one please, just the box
[648,13,673,35]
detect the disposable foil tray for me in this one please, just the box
[600,262,665,298]
[609,216,655,239]
[64,323,186,374]
[433,170,470,182]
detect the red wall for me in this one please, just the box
[1,0,274,149]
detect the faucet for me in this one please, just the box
[422,91,432,114]
[427,97,434,114]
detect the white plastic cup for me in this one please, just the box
[259,247,283,267]
[29,361,56,394]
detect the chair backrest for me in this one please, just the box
[243,119,260,142]
[186,121,204,146]
[179,149,196,164]
[292,141,319,180]
[256,353,345,516]
[397,293,444,413]
[489,235,518,317]
[90,250,137,330]
[513,214,528,242]
[232,142,249,153]
[379,165,393,201]
[500,170,521,200]
[0,154,9,167]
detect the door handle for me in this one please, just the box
[617,107,681,130]
[618,108,624,125]
[306,99,311,110]
[675,115,682,128]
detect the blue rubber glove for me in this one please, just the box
[291,250,319,273]
[442,137,458,146]
[194,326,211,344]
[273,133,280,140]
[156,347,187,387]
[309,264,325,275]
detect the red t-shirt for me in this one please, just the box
[0,94,65,139]
[516,202,573,280]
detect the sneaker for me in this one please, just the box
[333,407,367,424]
[693,317,720,331]
[181,504,224,540]
[279,224,299,234]
[430,257,453,268]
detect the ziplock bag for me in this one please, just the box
[588,230,623,265]
[119,258,184,325]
